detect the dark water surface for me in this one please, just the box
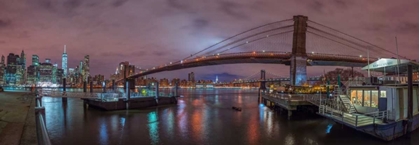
[43,88,418,145]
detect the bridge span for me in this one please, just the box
[110,15,402,87]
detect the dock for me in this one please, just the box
[82,96,178,111]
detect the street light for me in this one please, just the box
[359,55,362,58]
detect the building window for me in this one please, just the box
[351,89,378,108]
[380,90,386,98]
[371,90,379,108]
[364,90,371,107]
[351,90,363,106]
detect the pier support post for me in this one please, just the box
[103,81,106,93]
[90,81,93,93]
[83,100,88,109]
[407,64,413,134]
[83,81,87,93]
[175,81,179,97]
[155,82,159,104]
[125,80,130,110]
[62,78,67,102]
[112,80,115,91]
[126,81,130,100]
[288,110,293,120]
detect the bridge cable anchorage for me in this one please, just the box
[203,25,293,56]
[218,30,294,54]
[308,20,407,59]
[183,19,293,60]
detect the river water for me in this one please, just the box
[42,88,418,145]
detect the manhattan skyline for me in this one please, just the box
[0,0,418,80]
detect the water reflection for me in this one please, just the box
[99,119,109,145]
[147,111,159,144]
[285,134,295,145]
[42,88,418,145]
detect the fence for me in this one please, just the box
[35,93,52,145]
[319,103,388,127]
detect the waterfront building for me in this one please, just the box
[26,65,38,85]
[93,74,105,86]
[5,53,19,85]
[159,78,169,87]
[170,78,180,86]
[188,72,195,82]
[38,62,53,84]
[57,68,64,84]
[114,61,136,81]
[68,68,75,84]
[180,79,188,87]
[62,45,68,77]
[188,72,195,87]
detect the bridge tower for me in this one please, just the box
[260,70,266,90]
[290,15,308,86]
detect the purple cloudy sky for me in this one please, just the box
[0,0,418,81]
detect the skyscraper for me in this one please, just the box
[20,50,26,69]
[188,72,195,82]
[32,55,39,66]
[62,45,68,77]
[1,55,4,66]
[0,55,5,85]
[83,55,89,82]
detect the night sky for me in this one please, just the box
[0,0,418,81]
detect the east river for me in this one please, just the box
[40,88,418,145]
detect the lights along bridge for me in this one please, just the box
[111,15,405,86]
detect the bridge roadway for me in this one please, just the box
[116,51,375,83]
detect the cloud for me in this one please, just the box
[397,21,419,34]
[0,19,11,28]
[218,1,248,19]
[0,0,417,79]
[112,0,129,7]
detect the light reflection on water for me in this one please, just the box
[43,88,418,145]
[147,111,159,145]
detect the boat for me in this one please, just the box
[318,58,419,141]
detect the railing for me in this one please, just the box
[40,89,174,101]
[319,102,389,127]
[35,93,52,145]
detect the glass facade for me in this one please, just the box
[350,89,382,108]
